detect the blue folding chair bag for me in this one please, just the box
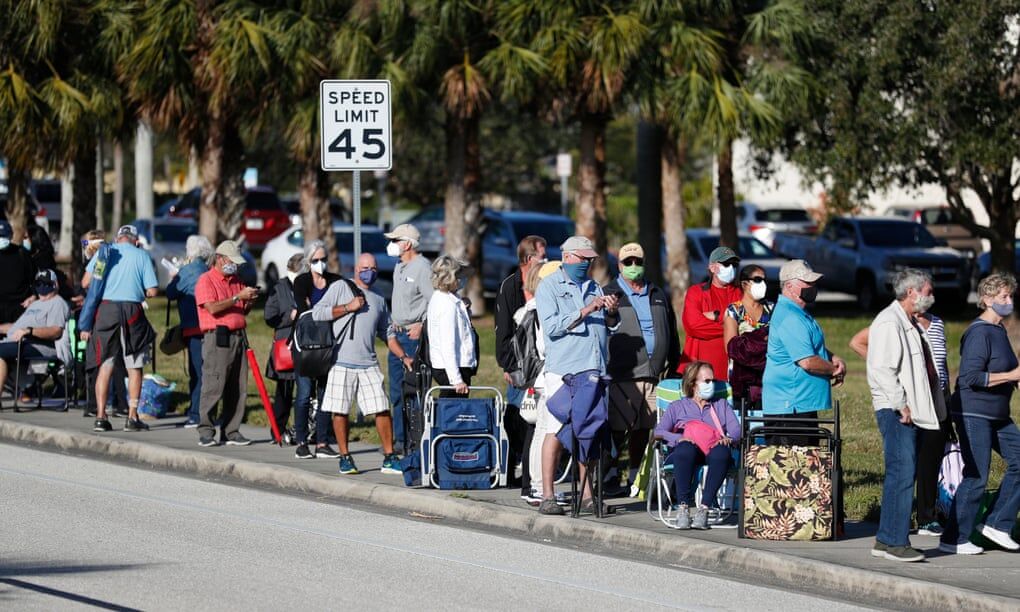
[437,398,495,434]
[435,438,496,489]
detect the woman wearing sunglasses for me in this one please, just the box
[723,265,773,410]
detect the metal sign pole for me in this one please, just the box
[352,170,361,259]
[560,175,568,217]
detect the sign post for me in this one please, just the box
[556,152,572,217]
[319,80,392,262]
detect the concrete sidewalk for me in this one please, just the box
[2,405,1018,609]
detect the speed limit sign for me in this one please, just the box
[320,80,392,171]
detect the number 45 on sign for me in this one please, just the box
[320,80,392,171]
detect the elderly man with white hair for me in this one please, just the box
[167,235,215,427]
[866,268,943,563]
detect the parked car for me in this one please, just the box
[405,205,446,256]
[973,240,1020,287]
[883,205,983,258]
[280,196,351,227]
[156,186,289,251]
[30,179,60,234]
[712,201,817,248]
[132,217,257,289]
[682,229,787,299]
[260,223,396,300]
[772,216,971,311]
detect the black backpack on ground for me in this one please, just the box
[291,279,360,378]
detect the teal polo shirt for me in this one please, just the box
[762,295,832,414]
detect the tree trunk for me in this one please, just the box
[5,165,30,231]
[198,115,224,244]
[716,138,737,249]
[72,141,98,283]
[443,114,485,315]
[661,134,690,323]
[58,169,74,259]
[576,113,608,255]
[134,122,154,220]
[95,139,105,230]
[218,123,246,242]
[637,121,664,287]
[299,159,338,271]
[112,140,124,230]
[984,193,1017,275]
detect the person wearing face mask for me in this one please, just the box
[0,220,38,325]
[654,361,742,530]
[863,269,946,562]
[762,259,846,445]
[679,246,742,381]
[193,240,259,447]
[82,225,158,433]
[313,253,403,476]
[940,273,1020,555]
[494,235,547,493]
[602,242,680,493]
[0,269,71,402]
[723,265,774,410]
[291,240,343,459]
[166,235,214,428]
[264,253,305,444]
[383,223,433,451]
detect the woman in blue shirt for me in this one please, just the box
[166,236,212,427]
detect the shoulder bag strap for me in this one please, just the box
[707,403,725,436]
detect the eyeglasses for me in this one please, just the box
[310,257,327,265]
[388,238,405,244]
[621,257,644,266]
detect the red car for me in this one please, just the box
[157,186,289,251]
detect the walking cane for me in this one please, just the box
[242,329,282,445]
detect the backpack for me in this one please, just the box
[508,308,544,389]
[290,279,360,378]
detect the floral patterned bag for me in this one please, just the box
[741,444,834,541]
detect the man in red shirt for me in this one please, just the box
[679,246,742,380]
[194,240,258,447]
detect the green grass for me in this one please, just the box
[147,299,1014,521]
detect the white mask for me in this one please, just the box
[716,264,735,284]
[697,381,715,400]
[750,280,767,301]
[0,238,10,250]
[386,241,402,258]
[915,294,935,314]
[310,261,326,275]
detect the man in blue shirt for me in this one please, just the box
[762,259,846,444]
[83,225,158,433]
[535,235,618,515]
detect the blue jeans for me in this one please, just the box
[875,409,918,547]
[943,415,1020,545]
[186,335,203,423]
[668,442,732,508]
[294,374,328,445]
[387,330,419,446]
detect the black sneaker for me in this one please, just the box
[124,418,149,432]
[198,435,217,447]
[225,434,251,446]
[93,418,112,432]
[316,445,340,458]
[295,444,314,459]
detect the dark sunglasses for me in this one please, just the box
[621,257,644,266]
[746,277,766,284]
[311,257,327,265]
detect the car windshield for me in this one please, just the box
[33,183,60,202]
[860,222,937,248]
[336,231,388,254]
[697,236,778,259]
[245,191,281,211]
[508,220,575,248]
[754,209,809,223]
[154,223,198,244]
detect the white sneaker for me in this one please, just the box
[938,541,984,555]
[978,524,1020,551]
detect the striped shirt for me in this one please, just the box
[922,314,948,391]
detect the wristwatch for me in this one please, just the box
[232,295,240,304]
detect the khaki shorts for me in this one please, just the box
[608,379,657,432]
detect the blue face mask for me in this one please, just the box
[562,261,590,284]
[991,302,1014,318]
[358,269,378,286]
[0,238,10,250]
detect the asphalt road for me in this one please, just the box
[0,444,868,611]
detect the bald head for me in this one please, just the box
[354,252,378,289]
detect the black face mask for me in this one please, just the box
[799,285,818,304]
[35,283,55,296]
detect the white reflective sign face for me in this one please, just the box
[320,80,392,171]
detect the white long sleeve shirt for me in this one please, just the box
[427,290,477,385]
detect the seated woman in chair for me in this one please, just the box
[654,360,741,530]
[0,270,70,401]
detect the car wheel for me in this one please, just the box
[856,273,878,311]
[264,263,279,288]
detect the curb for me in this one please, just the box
[1,419,1013,610]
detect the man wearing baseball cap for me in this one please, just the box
[603,242,680,492]
[383,223,432,451]
[762,259,846,444]
[679,245,742,380]
[0,269,70,403]
[193,240,259,447]
[83,224,158,433]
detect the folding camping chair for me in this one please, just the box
[420,386,508,489]
[7,323,72,412]
[647,378,743,529]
